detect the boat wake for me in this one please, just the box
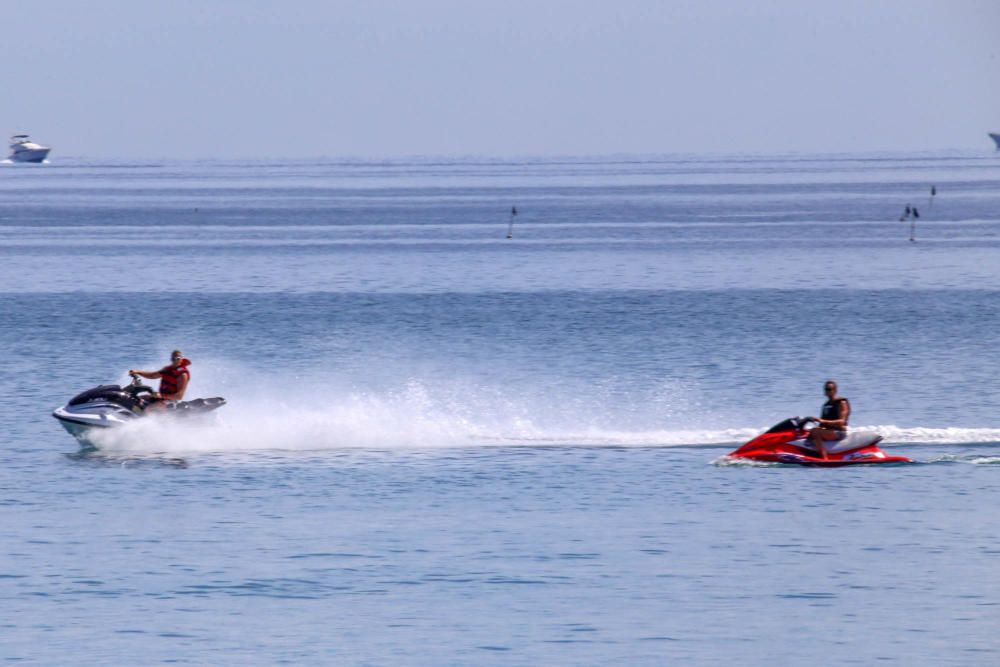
[80,378,1000,455]
[71,361,1000,455]
[922,453,1000,465]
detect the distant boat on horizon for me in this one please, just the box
[8,134,51,163]
[990,133,1000,150]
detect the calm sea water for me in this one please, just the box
[2,153,999,664]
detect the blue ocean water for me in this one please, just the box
[2,153,999,664]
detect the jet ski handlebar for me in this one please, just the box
[791,416,818,430]
[125,373,155,397]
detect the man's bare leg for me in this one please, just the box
[809,428,841,460]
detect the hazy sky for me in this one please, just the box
[5,0,999,158]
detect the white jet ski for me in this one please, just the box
[53,373,225,446]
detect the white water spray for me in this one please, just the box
[83,362,1000,455]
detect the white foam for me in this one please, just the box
[88,380,489,453]
[925,454,1000,465]
[865,425,1000,445]
[84,400,1000,456]
[81,363,1000,454]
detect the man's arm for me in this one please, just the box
[129,369,162,380]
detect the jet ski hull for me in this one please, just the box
[53,401,136,443]
[739,447,913,467]
[55,414,103,438]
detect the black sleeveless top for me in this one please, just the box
[821,398,849,429]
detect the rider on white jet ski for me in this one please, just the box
[808,379,850,460]
[129,350,190,412]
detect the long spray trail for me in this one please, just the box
[82,370,1000,455]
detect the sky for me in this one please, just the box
[4,0,999,158]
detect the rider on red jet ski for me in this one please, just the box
[808,380,850,460]
[725,380,910,466]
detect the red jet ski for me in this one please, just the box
[727,417,912,466]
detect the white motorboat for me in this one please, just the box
[8,134,51,163]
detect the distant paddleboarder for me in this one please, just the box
[899,204,919,241]
[506,206,518,239]
[909,207,919,242]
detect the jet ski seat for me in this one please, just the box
[824,430,882,454]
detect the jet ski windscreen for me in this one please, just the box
[764,418,800,434]
[67,385,138,410]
